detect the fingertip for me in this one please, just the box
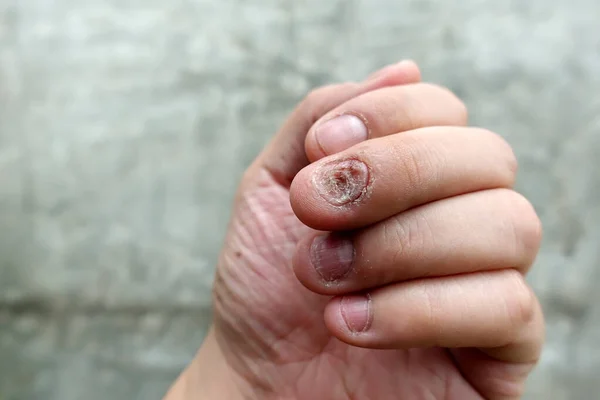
[290,163,349,231]
[305,60,422,163]
[291,234,320,291]
[398,59,422,83]
[289,166,320,225]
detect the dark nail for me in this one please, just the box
[310,234,355,283]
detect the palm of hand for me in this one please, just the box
[213,169,483,399]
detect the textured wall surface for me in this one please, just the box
[0,1,599,399]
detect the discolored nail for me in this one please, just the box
[310,234,355,283]
[341,294,372,333]
[314,114,368,155]
[313,159,370,206]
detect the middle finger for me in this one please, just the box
[290,126,517,231]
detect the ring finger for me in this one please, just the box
[291,126,518,231]
[293,189,542,295]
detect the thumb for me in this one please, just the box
[252,60,421,187]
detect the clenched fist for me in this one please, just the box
[165,61,544,400]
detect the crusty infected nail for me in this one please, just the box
[312,159,370,206]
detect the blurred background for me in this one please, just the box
[0,0,598,399]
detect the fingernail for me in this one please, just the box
[313,159,369,206]
[341,294,372,333]
[314,114,368,155]
[310,235,355,282]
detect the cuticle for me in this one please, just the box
[364,293,373,333]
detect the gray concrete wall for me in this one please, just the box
[0,1,598,399]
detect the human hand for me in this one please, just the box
[166,61,544,400]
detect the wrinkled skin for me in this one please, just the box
[164,62,543,400]
[209,84,538,399]
[214,167,490,399]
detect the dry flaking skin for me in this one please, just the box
[312,159,371,206]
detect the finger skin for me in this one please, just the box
[324,269,544,365]
[365,60,421,83]
[449,348,539,400]
[293,189,542,295]
[290,127,518,231]
[257,61,421,186]
[305,83,468,161]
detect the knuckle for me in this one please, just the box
[419,283,442,337]
[301,86,332,116]
[420,83,469,124]
[403,150,426,190]
[476,128,519,184]
[301,82,358,123]
[398,136,433,191]
[407,213,435,259]
[502,191,543,265]
[382,220,410,264]
[455,98,469,124]
[503,270,537,329]
[529,213,544,252]
[386,212,434,274]
[427,84,469,125]
[511,192,543,251]
[303,85,332,106]
[418,82,451,95]
[393,88,417,130]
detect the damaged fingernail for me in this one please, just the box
[313,159,369,206]
[341,294,372,333]
[314,114,368,155]
[310,234,355,282]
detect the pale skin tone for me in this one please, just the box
[164,61,544,400]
